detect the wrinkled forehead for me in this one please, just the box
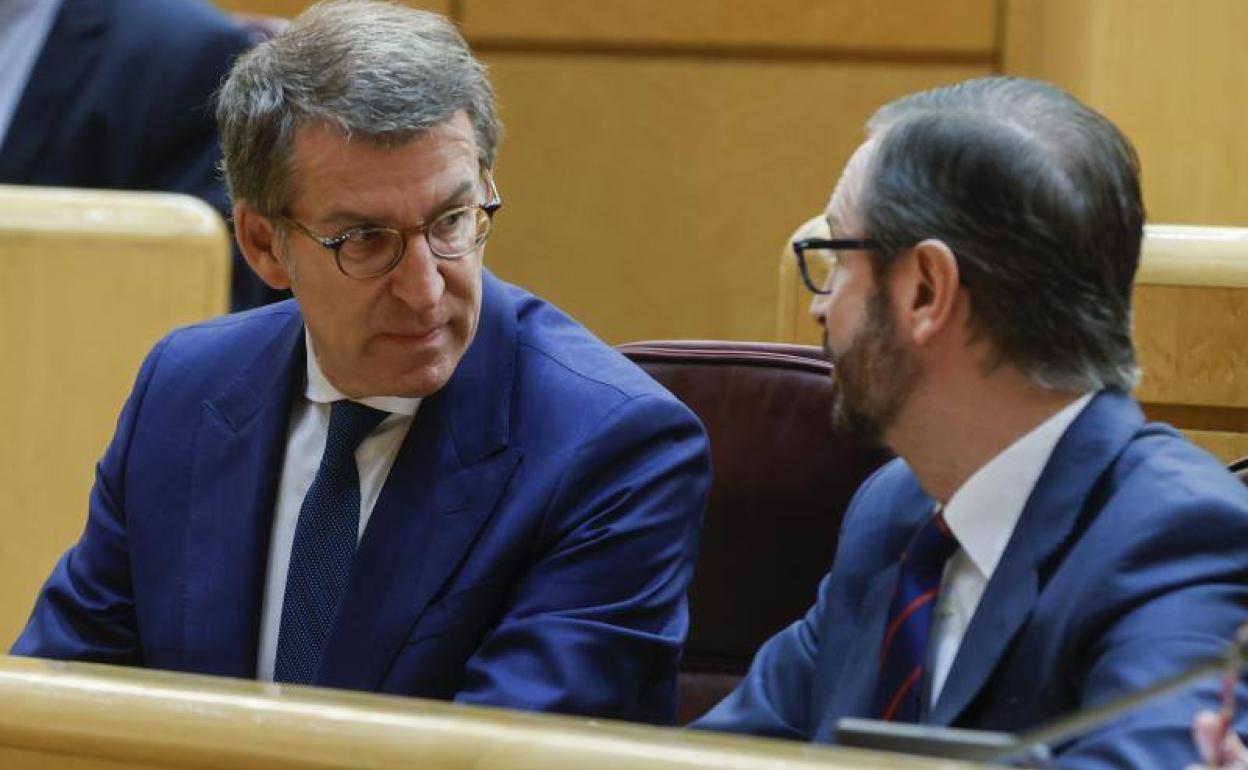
[825,138,877,235]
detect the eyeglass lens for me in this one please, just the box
[336,206,492,277]
[802,245,838,292]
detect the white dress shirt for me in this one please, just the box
[927,392,1094,705]
[0,0,62,145]
[256,331,421,681]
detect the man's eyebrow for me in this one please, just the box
[316,179,478,228]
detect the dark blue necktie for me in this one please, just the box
[274,399,387,684]
[873,511,959,722]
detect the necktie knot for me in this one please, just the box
[901,512,959,574]
[323,400,388,466]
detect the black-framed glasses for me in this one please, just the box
[281,168,503,279]
[792,236,880,295]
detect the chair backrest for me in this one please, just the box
[776,215,828,345]
[0,185,230,645]
[1132,224,1248,461]
[618,341,892,724]
[776,220,1248,462]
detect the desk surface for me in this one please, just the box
[0,655,986,770]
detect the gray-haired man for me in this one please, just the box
[14,0,710,724]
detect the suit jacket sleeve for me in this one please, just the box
[689,571,830,739]
[453,393,710,723]
[9,338,171,661]
[1049,495,1248,770]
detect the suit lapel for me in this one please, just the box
[928,391,1143,725]
[0,0,107,180]
[318,272,522,690]
[181,308,304,677]
[813,563,900,740]
[814,475,933,740]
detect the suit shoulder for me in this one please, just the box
[1066,425,1248,582]
[505,284,683,407]
[155,301,300,376]
[1107,425,1248,521]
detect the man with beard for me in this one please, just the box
[693,76,1248,768]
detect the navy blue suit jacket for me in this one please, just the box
[13,272,711,723]
[0,0,283,310]
[697,391,1248,768]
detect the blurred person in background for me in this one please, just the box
[0,0,285,309]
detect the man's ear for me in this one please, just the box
[233,203,292,291]
[893,238,962,347]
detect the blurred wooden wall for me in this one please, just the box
[213,0,1247,345]
[1004,0,1248,227]
[213,0,994,343]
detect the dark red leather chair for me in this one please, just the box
[618,341,893,724]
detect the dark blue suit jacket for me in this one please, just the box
[13,272,711,724]
[697,391,1248,768]
[0,0,283,310]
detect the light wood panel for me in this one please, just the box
[0,655,988,770]
[212,0,450,18]
[1132,226,1248,446]
[484,56,988,344]
[0,186,230,646]
[1136,278,1248,462]
[206,0,1000,345]
[1134,284,1248,410]
[462,0,995,54]
[1003,0,1248,226]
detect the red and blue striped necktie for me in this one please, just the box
[872,511,959,722]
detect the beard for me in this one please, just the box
[825,286,923,444]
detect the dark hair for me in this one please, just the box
[861,76,1143,391]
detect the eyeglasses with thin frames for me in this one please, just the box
[792,236,881,295]
[281,168,502,279]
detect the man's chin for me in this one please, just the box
[830,399,884,445]
[388,367,454,399]
[365,343,465,398]
[341,358,456,399]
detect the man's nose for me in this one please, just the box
[389,233,445,309]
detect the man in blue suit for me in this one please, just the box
[0,0,285,310]
[12,0,709,724]
[695,77,1248,767]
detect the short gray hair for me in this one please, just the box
[217,0,501,216]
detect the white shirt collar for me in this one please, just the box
[304,330,422,416]
[941,393,1094,580]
